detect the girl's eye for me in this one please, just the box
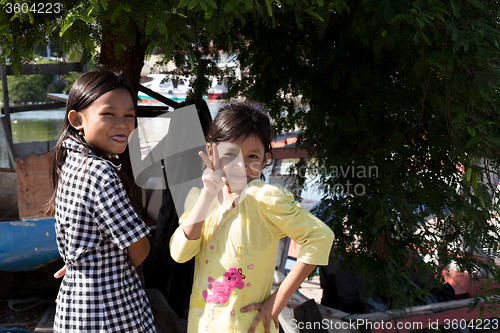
[249,154,259,159]
[126,114,136,118]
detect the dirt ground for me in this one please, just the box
[0,299,50,331]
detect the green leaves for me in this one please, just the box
[59,4,96,37]
[110,4,130,23]
[264,0,273,16]
[113,43,126,58]
[450,0,461,17]
[224,0,240,12]
[179,0,217,16]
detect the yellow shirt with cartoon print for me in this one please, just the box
[170,179,334,333]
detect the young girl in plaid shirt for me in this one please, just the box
[47,70,156,332]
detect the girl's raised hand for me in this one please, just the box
[199,143,226,194]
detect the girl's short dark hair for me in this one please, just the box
[207,102,273,179]
[45,70,136,215]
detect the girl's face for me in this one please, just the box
[68,88,135,156]
[212,134,270,190]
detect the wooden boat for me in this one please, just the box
[0,169,58,272]
[279,248,500,333]
[0,218,59,272]
[0,167,19,221]
[0,150,60,272]
[281,288,500,333]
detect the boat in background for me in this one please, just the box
[138,74,227,103]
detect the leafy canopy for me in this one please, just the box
[218,0,500,309]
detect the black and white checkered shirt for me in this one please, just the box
[54,139,156,332]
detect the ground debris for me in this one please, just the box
[0,299,50,331]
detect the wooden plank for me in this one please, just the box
[2,101,66,113]
[47,93,68,102]
[14,140,57,158]
[0,168,18,220]
[317,297,481,324]
[4,62,83,76]
[0,116,16,168]
[15,151,55,219]
[1,64,10,126]
[34,303,56,333]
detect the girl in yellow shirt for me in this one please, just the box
[170,102,334,333]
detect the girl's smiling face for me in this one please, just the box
[212,134,270,190]
[68,88,135,156]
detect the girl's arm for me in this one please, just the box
[181,188,218,240]
[127,236,150,267]
[182,144,226,240]
[53,237,150,274]
[241,261,316,333]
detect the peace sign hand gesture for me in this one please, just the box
[199,143,226,195]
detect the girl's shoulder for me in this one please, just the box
[244,180,295,205]
[63,139,120,184]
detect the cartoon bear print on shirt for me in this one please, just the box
[203,267,245,305]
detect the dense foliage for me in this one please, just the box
[224,0,500,309]
[2,0,500,310]
[1,73,52,104]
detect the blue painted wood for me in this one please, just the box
[0,218,60,272]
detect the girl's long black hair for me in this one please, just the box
[206,102,273,180]
[45,70,137,216]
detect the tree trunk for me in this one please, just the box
[98,22,148,101]
[98,21,149,214]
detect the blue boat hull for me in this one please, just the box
[0,218,60,272]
